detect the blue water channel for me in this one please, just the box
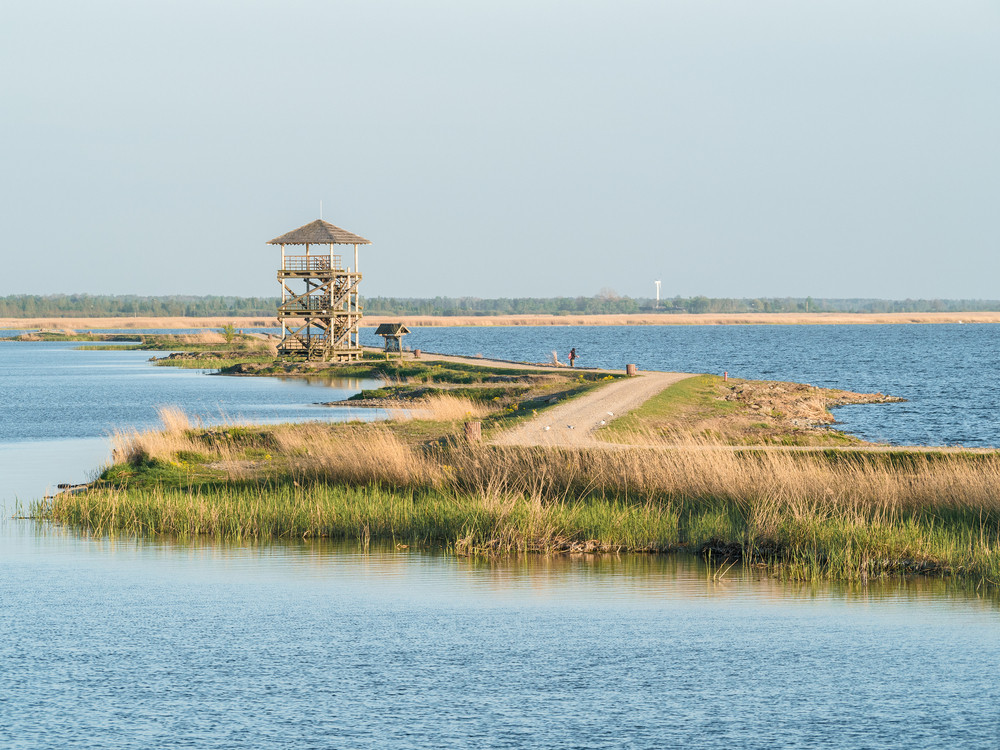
[0,340,382,498]
[0,329,998,748]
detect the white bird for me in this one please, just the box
[607,411,614,416]
[599,420,606,425]
[543,425,551,431]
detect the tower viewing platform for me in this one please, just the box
[267,218,371,362]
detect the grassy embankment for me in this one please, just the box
[32,391,1000,586]
[603,374,903,447]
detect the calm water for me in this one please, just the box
[1,329,998,748]
[359,323,1000,447]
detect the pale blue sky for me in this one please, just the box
[1,1,997,299]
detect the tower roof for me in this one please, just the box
[268,219,371,246]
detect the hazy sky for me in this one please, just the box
[2,1,998,299]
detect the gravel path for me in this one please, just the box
[493,371,695,448]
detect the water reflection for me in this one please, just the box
[7,522,998,613]
[274,374,369,391]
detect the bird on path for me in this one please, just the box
[566,425,575,429]
[543,426,551,431]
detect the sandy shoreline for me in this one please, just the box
[3,311,1000,331]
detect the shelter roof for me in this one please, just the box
[267,219,372,246]
[375,323,410,336]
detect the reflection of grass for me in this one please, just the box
[32,408,1000,586]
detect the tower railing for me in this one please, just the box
[282,255,342,272]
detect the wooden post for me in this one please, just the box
[280,244,287,347]
[626,364,638,377]
[465,421,482,443]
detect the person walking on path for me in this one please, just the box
[568,347,578,367]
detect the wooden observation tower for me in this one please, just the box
[268,218,371,361]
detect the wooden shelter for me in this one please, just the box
[375,322,410,353]
[268,219,371,361]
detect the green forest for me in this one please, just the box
[2,293,999,318]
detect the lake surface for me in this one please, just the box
[0,341,384,444]
[1,328,998,748]
[357,323,1000,447]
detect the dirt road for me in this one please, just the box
[379,348,692,448]
[493,371,694,448]
[358,347,695,448]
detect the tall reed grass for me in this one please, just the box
[37,414,1000,583]
[391,394,493,422]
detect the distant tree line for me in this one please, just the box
[2,293,1000,318]
[360,296,1000,315]
[362,295,643,316]
[0,294,278,318]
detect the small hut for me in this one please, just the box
[375,323,410,354]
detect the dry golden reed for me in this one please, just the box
[111,406,200,465]
[391,394,492,422]
[272,424,442,489]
